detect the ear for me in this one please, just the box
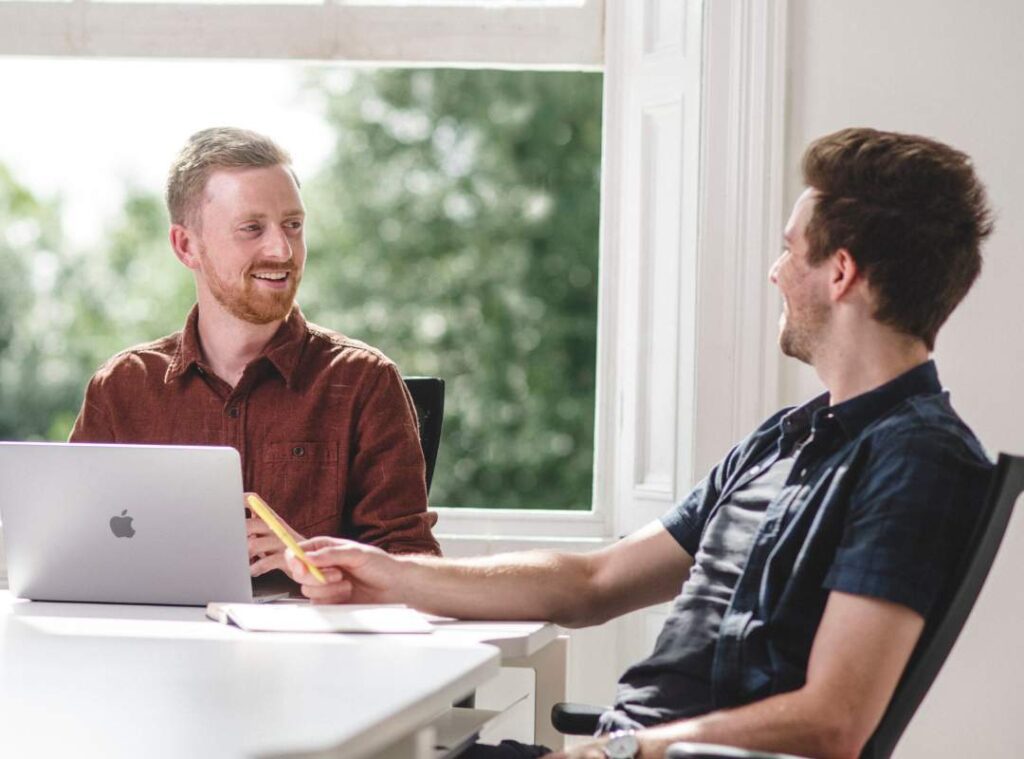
[169,224,201,271]
[829,248,861,302]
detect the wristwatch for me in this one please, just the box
[603,729,640,759]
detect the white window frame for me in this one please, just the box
[0,0,789,544]
[1,0,603,66]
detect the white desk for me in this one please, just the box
[0,592,563,757]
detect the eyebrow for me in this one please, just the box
[236,209,306,221]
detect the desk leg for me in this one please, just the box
[505,634,568,752]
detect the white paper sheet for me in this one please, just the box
[206,602,434,633]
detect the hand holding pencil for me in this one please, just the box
[245,493,325,584]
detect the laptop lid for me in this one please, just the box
[0,442,255,606]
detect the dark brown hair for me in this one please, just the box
[802,127,993,349]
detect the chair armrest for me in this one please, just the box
[550,702,607,735]
[666,742,811,759]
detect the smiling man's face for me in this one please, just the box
[191,164,306,325]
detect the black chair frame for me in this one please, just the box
[403,376,445,495]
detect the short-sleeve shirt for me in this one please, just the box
[602,360,991,729]
[69,304,440,555]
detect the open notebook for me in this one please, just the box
[206,602,434,634]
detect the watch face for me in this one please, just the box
[604,732,640,759]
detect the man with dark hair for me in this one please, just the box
[71,127,441,574]
[288,127,994,759]
[800,128,989,350]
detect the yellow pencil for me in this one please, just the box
[246,493,327,584]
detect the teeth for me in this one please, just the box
[253,272,288,281]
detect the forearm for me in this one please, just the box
[394,549,600,627]
[637,688,859,759]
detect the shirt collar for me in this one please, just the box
[261,306,308,388]
[825,359,941,438]
[778,360,942,443]
[165,303,308,389]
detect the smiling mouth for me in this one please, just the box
[251,272,290,282]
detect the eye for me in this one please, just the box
[285,219,304,231]
[241,223,262,234]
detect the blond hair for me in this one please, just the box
[166,127,296,225]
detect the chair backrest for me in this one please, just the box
[861,452,1024,759]
[402,377,445,495]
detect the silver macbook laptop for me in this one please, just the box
[0,442,268,606]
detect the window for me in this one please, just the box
[1,1,774,542]
[0,3,605,514]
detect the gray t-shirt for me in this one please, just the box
[599,443,801,731]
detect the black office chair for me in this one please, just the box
[403,376,445,495]
[553,453,1024,759]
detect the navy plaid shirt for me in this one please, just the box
[657,360,992,712]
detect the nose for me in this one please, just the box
[768,255,782,285]
[264,225,293,262]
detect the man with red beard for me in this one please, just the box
[70,128,440,579]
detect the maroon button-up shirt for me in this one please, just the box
[69,305,440,555]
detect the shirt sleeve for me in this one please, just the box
[661,408,788,558]
[660,472,725,559]
[344,363,440,556]
[823,426,991,618]
[68,373,116,443]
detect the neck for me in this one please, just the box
[813,328,930,406]
[194,292,284,388]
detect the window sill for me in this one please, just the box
[432,506,613,540]
[436,532,613,558]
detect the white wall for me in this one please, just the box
[783,2,1024,756]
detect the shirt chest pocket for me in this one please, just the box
[257,441,341,536]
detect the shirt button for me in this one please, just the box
[800,468,808,478]
[750,465,761,475]
[292,446,305,458]
[227,407,239,418]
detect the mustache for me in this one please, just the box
[246,262,298,275]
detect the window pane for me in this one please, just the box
[0,59,601,510]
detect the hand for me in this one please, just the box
[284,537,405,605]
[245,492,306,580]
[541,736,610,759]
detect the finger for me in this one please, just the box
[297,536,350,552]
[248,534,284,557]
[302,579,353,604]
[246,517,272,537]
[249,552,286,577]
[285,550,306,579]
[251,497,305,540]
[285,550,343,584]
[303,543,367,570]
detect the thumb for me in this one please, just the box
[298,538,370,571]
[284,548,310,579]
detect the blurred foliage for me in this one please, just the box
[0,170,196,442]
[0,68,602,510]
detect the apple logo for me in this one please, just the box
[109,509,136,538]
